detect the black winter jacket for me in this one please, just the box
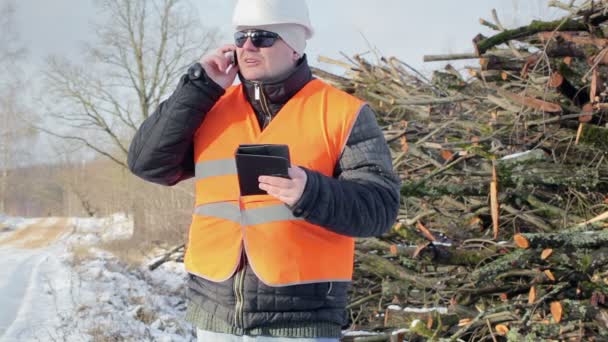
[127,55,401,333]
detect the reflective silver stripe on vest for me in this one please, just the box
[242,204,303,225]
[195,159,237,180]
[194,202,241,223]
[194,202,303,225]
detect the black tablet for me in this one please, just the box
[235,144,291,196]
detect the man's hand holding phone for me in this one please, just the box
[199,44,239,89]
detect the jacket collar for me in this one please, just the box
[238,54,313,106]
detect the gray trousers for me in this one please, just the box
[197,329,340,342]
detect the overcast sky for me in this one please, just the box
[13,0,564,74]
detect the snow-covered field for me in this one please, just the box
[0,213,196,342]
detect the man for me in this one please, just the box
[127,0,400,341]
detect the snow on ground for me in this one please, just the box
[0,243,76,341]
[68,212,134,245]
[1,213,401,341]
[0,213,196,342]
[53,250,194,342]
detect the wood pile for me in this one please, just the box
[310,1,608,340]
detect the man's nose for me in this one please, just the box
[241,37,259,51]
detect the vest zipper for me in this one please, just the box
[253,82,272,129]
[234,252,246,328]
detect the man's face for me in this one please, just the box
[235,31,299,82]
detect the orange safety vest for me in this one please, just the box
[184,79,364,286]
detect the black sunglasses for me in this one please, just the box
[234,30,280,48]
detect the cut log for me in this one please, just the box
[474,19,598,55]
[552,300,600,323]
[356,251,443,289]
[537,32,608,49]
[471,249,537,284]
[390,243,499,266]
[590,68,603,104]
[480,55,527,72]
[528,321,599,339]
[548,72,564,88]
[549,62,591,106]
[383,306,459,330]
[423,53,479,62]
[580,103,595,123]
[528,286,537,304]
[491,162,499,240]
[514,234,530,249]
[468,69,509,82]
[545,41,597,58]
[514,230,608,249]
[495,323,509,335]
[497,89,562,113]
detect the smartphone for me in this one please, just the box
[232,51,238,66]
[225,51,238,74]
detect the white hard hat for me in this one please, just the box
[232,0,314,39]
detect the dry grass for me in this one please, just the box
[98,238,149,268]
[98,218,187,267]
[87,326,123,342]
[68,243,94,266]
[0,217,71,249]
[129,296,146,306]
[133,306,158,325]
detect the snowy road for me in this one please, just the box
[0,214,195,341]
[0,218,73,342]
[0,248,40,337]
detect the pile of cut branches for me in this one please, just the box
[314,1,608,340]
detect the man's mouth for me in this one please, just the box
[243,58,261,66]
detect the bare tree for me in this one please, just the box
[40,0,219,168]
[0,0,33,214]
[0,0,26,66]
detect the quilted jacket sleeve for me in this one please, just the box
[127,72,225,186]
[290,105,401,237]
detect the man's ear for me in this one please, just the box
[292,51,301,62]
